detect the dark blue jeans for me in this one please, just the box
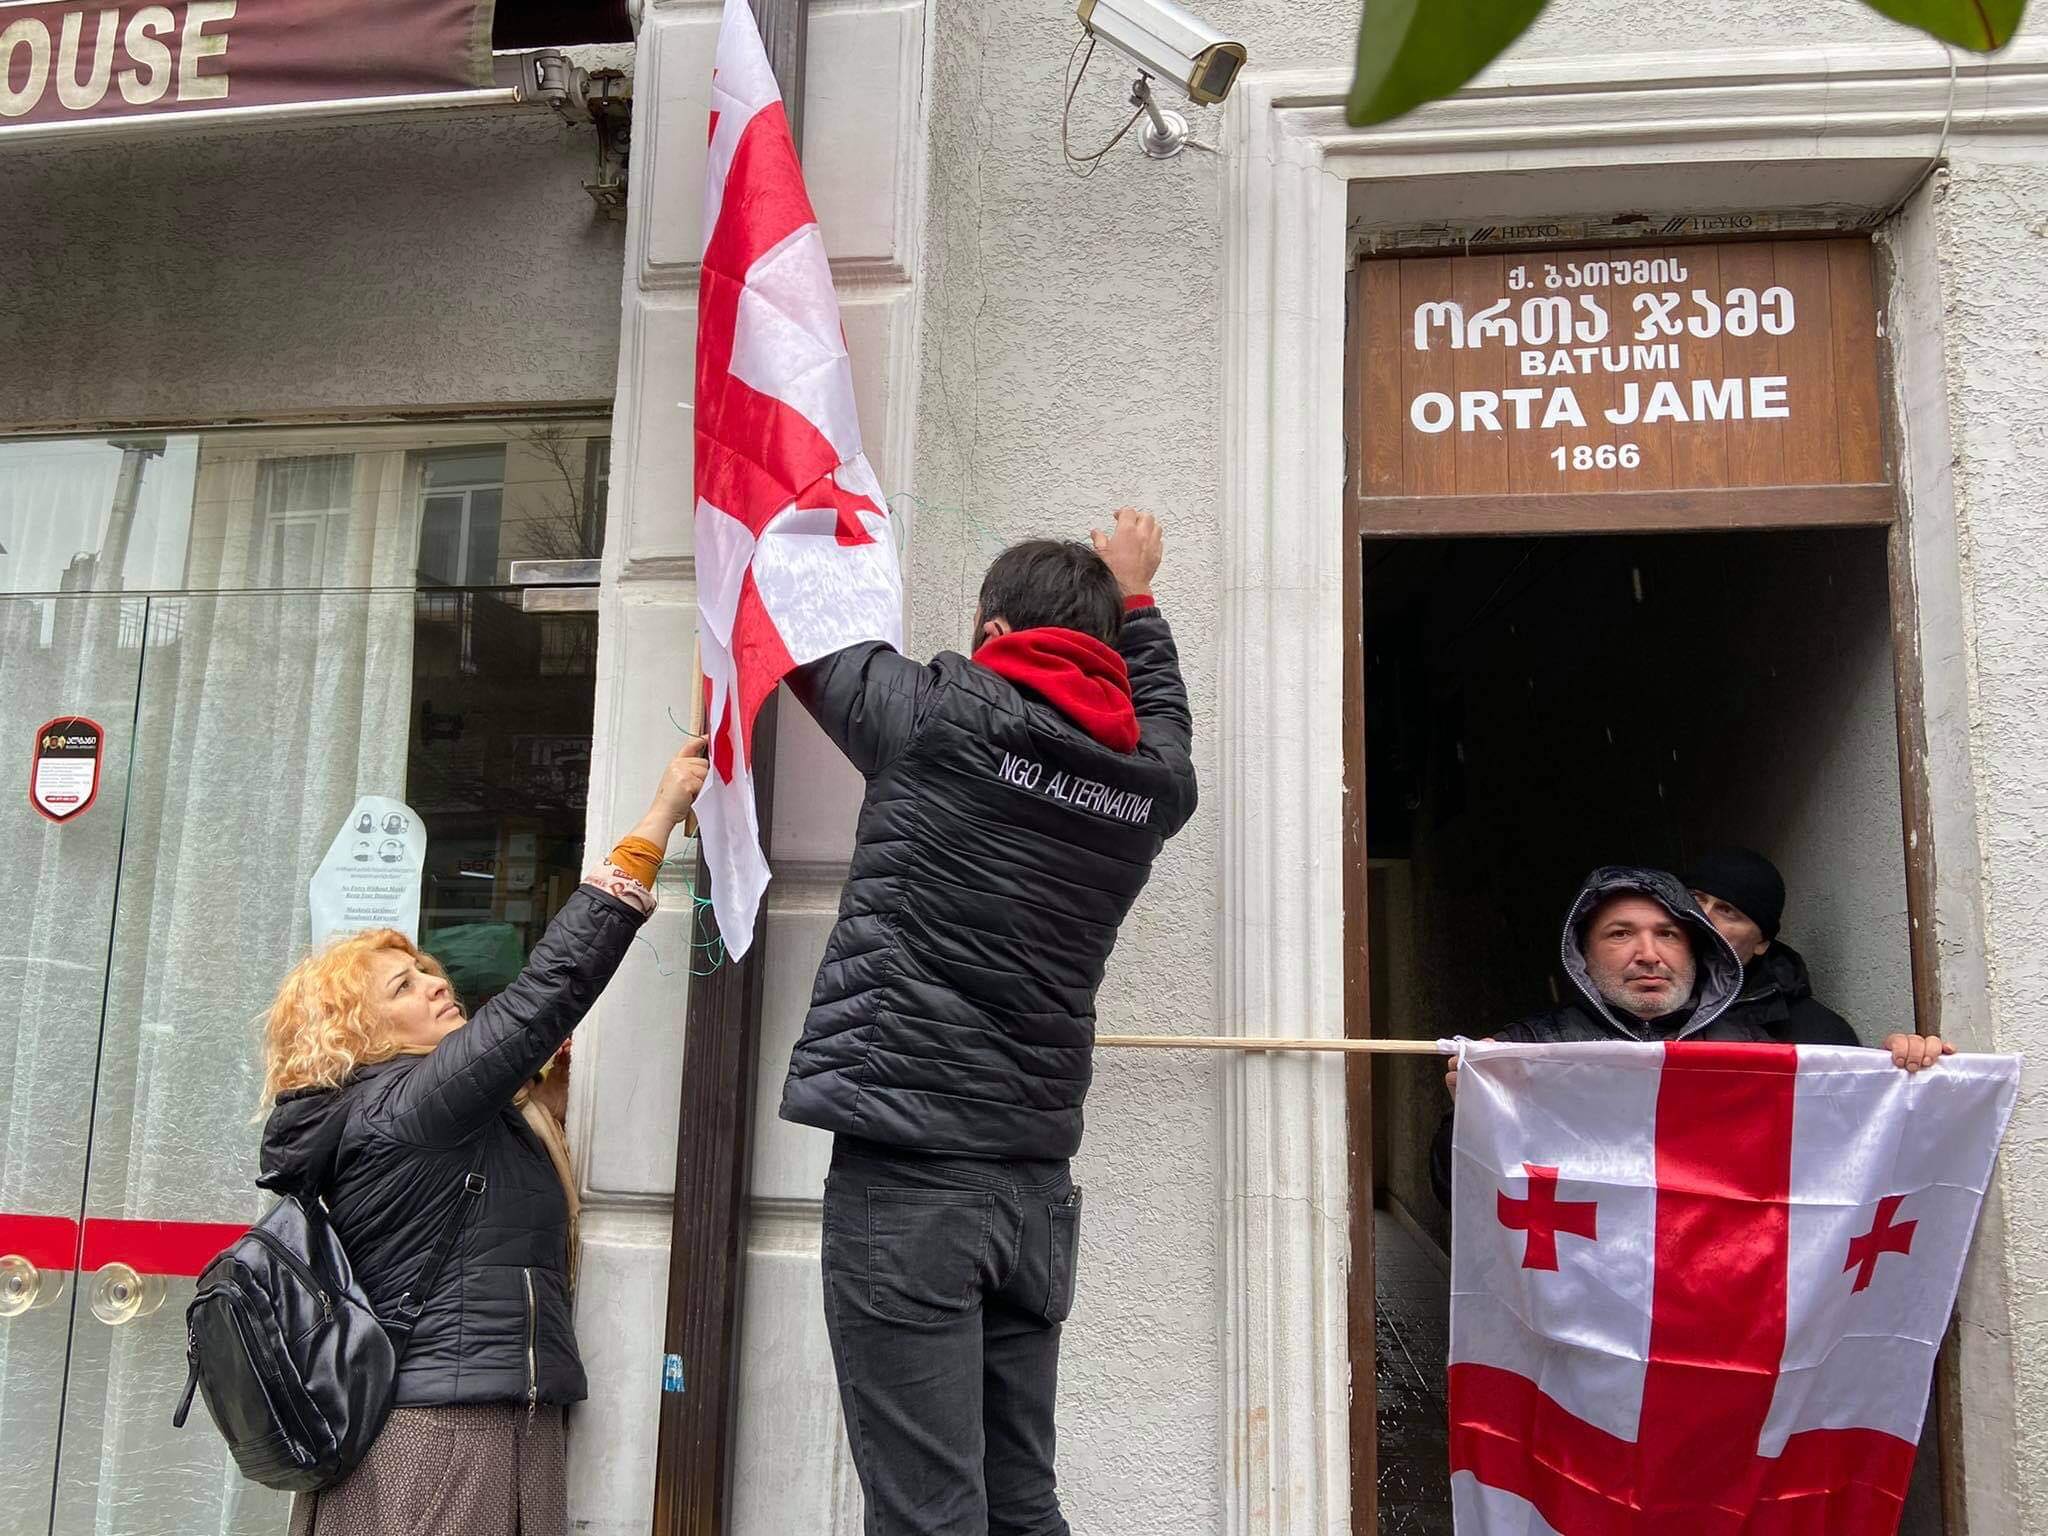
[821,1136,1081,1536]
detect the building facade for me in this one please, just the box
[2,2,2045,1534]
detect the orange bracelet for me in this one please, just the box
[608,835,664,890]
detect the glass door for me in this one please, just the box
[27,585,604,1535]
[0,593,147,1536]
[45,589,421,1535]
[1,420,609,1535]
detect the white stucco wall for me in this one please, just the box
[0,108,626,429]
[1921,152,2048,1531]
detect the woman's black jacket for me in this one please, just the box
[258,886,645,1406]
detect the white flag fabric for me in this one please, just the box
[1445,1038,2018,1536]
[692,0,903,956]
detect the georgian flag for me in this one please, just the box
[1446,1039,2018,1535]
[693,0,903,955]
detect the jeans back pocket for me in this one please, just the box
[1044,1186,1082,1323]
[867,1188,994,1325]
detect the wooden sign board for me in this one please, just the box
[1354,240,1889,532]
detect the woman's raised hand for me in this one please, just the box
[635,736,711,845]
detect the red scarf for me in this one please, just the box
[972,628,1140,754]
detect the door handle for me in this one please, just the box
[89,1262,167,1325]
[0,1215,251,1323]
[0,1254,68,1317]
[78,1217,251,1325]
[0,1214,80,1318]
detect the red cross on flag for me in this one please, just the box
[692,0,903,955]
[1446,1038,2018,1535]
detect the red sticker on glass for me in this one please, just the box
[31,716,104,823]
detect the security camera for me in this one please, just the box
[1076,0,1246,107]
[1066,0,1246,163]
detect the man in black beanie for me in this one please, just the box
[1683,847,1860,1049]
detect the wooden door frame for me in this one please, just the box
[1338,239,1959,1533]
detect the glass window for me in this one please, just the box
[421,446,508,490]
[419,496,467,588]
[0,420,610,596]
[406,590,603,1005]
[581,438,611,558]
[538,613,598,677]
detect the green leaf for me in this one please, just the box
[1348,0,1550,127]
[1344,0,2029,127]
[1855,0,2026,51]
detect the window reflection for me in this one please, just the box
[408,589,602,1007]
[417,446,505,587]
[255,455,356,588]
[0,435,197,595]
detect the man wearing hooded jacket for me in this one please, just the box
[780,508,1195,1536]
[1429,866,1769,1207]
[1431,865,1952,1208]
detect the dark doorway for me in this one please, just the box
[1359,527,1939,1533]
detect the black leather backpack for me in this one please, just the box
[172,1138,485,1492]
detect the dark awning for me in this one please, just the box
[0,0,535,142]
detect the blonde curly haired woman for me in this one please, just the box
[260,739,706,1536]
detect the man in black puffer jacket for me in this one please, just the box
[782,508,1195,1536]
[1429,866,1771,1209]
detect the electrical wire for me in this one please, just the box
[1879,44,1961,224]
[1061,33,1145,178]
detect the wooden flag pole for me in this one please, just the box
[682,638,705,838]
[1095,1034,1452,1055]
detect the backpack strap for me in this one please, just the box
[382,1140,488,1352]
